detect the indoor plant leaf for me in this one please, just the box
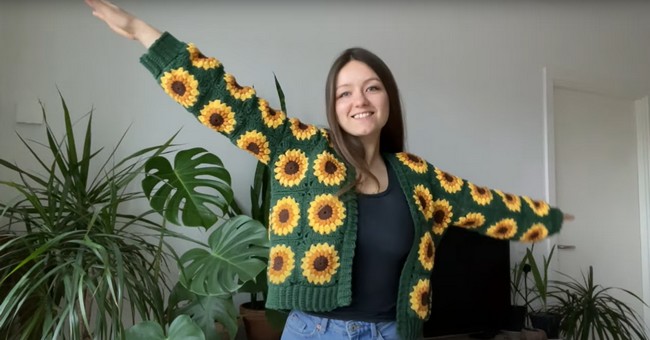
[179,215,269,297]
[142,147,234,229]
[126,315,205,340]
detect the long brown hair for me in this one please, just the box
[325,47,405,192]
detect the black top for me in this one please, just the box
[310,162,415,322]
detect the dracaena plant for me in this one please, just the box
[0,95,193,339]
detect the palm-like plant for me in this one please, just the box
[0,95,189,339]
[550,266,648,340]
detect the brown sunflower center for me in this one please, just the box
[505,194,515,202]
[324,161,337,175]
[434,210,445,224]
[284,160,299,175]
[268,108,277,116]
[443,173,455,183]
[418,196,428,210]
[232,79,243,90]
[298,122,309,130]
[421,291,429,307]
[313,255,329,271]
[407,154,420,163]
[197,52,207,59]
[477,187,486,195]
[528,231,540,239]
[426,243,434,258]
[497,226,510,234]
[462,219,476,226]
[318,205,333,221]
[247,143,260,155]
[278,209,290,223]
[171,81,186,96]
[209,113,224,127]
[533,200,541,208]
[272,256,284,271]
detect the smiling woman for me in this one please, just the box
[84,0,568,339]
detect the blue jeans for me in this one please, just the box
[280,310,399,340]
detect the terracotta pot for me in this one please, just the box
[239,302,282,340]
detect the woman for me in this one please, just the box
[85,1,570,339]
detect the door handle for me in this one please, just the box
[557,244,576,250]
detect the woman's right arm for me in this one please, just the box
[85,0,322,165]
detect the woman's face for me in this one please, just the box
[334,60,389,145]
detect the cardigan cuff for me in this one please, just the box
[139,32,186,77]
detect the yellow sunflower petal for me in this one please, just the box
[486,218,518,240]
[523,196,550,217]
[396,152,428,174]
[313,151,347,186]
[520,223,549,243]
[468,182,493,206]
[160,68,199,108]
[409,279,431,319]
[270,197,301,236]
[434,168,464,194]
[455,212,486,229]
[274,149,308,187]
[418,233,435,271]
[198,100,236,134]
[290,118,318,140]
[259,98,286,129]
[307,194,346,235]
[413,185,434,220]
[187,44,221,70]
[236,130,271,164]
[432,199,453,235]
[301,243,340,285]
[496,190,522,212]
[224,73,255,101]
[268,245,295,284]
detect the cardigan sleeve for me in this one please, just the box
[427,163,563,242]
[139,32,322,165]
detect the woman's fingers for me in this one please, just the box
[563,213,575,222]
[85,0,137,39]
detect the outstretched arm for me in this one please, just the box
[85,0,161,48]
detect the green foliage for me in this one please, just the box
[550,266,648,340]
[525,245,555,312]
[0,95,188,339]
[125,315,205,340]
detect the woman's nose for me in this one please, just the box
[352,91,369,106]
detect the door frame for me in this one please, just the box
[542,67,650,328]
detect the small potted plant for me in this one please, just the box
[525,245,562,339]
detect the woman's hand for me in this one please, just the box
[563,213,575,222]
[85,0,162,48]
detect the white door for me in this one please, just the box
[553,85,646,317]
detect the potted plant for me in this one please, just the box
[524,245,562,338]
[0,95,184,339]
[549,266,648,340]
[506,257,531,332]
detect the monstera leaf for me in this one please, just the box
[179,215,269,296]
[125,315,204,340]
[169,283,238,340]
[142,147,234,228]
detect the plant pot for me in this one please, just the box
[529,312,561,339]
[505,305,527,331]
[239,302,282,340]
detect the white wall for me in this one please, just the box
[1,0,649,317]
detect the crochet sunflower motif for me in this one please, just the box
[313,151,347,186]
[289,118,318,140]
[274,149,308,187]
[520,223,549,243]
[413,185,434,220]
[496,190,521,212]
[224,73,255,101]
[268,245,295,284]
[409,279,431,319]
[486,218,518,240]
[307,194,346,235]
[270,197,301,236]
[236,130,271,164]
[198,100,236,134]
[187,44,221,70]
[301,243,340,285]
[431,199,453,235]
[417,232,435,271]
[258,98,286,129]
[468,182,493,206]
[160,68,199,108]
[396,152,428,174]
[455,212,486,229]
[523,197,550,217]
[434,167,463,194]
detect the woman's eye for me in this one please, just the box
[366,86,380,92]
[337,92,350,98]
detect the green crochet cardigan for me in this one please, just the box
[140,32,564,339]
